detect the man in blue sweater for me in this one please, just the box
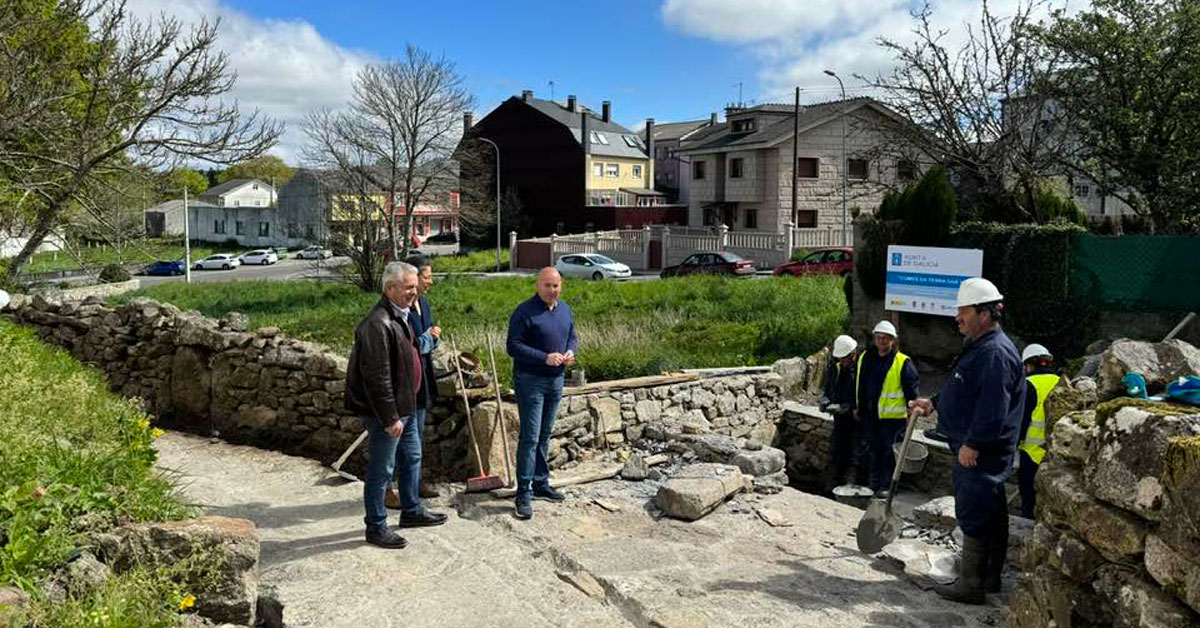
[507,267,579,520]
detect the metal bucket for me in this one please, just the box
[893,440,928,474]
[833,484,874,509]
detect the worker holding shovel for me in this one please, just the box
[908,277,1026,604]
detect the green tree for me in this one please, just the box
[1037,0,1200,233]
[164,168,209,198]
[218,155,294,187]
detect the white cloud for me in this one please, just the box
[124,0,375,164]
[662,0,1076,105]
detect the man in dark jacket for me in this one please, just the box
[345,262,447,549]
[820,334,865,491]
[856,320,920,497]
[507,267,578,521]
[911,277,1025,604]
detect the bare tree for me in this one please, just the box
[0,0,282,282]
[858,0,1072,222]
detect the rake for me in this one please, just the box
[451,338,504,493]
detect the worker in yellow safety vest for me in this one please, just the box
[1018,343,1060,519]
[855,320,920,498]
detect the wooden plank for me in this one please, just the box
[562,373,700,397]
[643,453,670,467]
[493,462,624,498]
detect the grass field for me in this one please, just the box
[19,239,250,274]
[429,247,509,273]
[0,320,204,626]
[114,274,847,383]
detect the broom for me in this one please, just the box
[451,338,504,493]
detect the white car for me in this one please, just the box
[193,254,241,271]
[295,245,333,260]
[239,249,279,265]
[555,253,632,280]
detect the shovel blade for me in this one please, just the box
[856,498,901,554]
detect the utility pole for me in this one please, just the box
[183,187,192,284]
[791,86,800,228]
[824,69,848,246]
[478,137,502,272]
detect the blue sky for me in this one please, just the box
[127,0,1068,162]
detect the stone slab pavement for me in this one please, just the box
[156,432,1010,628]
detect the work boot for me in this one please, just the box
[936,535,987,605]
[365,525,408,550]
[985,524,1010,593]
[396,510,448,528]
[384,486,402,510]
[514,495,533,520]
[419,481,440,499]
[533,484,566,503]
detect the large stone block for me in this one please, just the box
[1098,339,1200,399]
[96,516,259,625]
[730,447,785,477]
[655,463,748,521]
[912,496,957,528]
[880,539,957,589]
[1048,410,1097,465]
[1093,565,1200,628]
[1160,435,1200,556]
[1037,463,1148,564]
[685,433,742,463]
[1009,565,1113,628]
[590,397,622,434]
[1086,400,1200,521]
[471,400,519,482]
[1145,533,1200,615]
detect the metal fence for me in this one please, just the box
[1071,234,1200,311]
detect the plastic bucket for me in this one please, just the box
[893,440,928,474]
[832,484,874,509]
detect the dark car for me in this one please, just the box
[424,230,458,244]
[142,259,185,276]
[773,247,854,278]
[660,251,756,278]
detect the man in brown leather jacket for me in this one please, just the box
[345,262,447,549]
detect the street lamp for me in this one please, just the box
[824,69,849,246]
[477,137,501,272]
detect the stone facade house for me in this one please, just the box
[643,114,720,205]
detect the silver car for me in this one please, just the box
[193,254,241,271]
[239,249,279,265]
[555,253,632,280]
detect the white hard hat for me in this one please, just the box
[832,334,858,358]
[1022,343,1052,362]
[0,289,8,311]
[956,277,1004,307]
[872,320,897,337]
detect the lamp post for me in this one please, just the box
[478,137,501,271]
[824,69,848,246]
[183,186,192,284]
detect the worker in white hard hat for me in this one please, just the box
[1017,343,1059,519]
[820,334,866,491]
[855,320,920,498]
[909,277,1026,604]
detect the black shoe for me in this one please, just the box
[396,510,448,528]
[514,496,533,520]
[936,536,986,605]
[365,525,408,549]
[533,485,566,502]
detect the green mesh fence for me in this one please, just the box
[1070,234,1200,312]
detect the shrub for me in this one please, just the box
[1033,182,1085,226]
[789,247,811,262]
[99,263,132,283]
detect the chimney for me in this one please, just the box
[567,95,577,112]
[581,111,591,155]
[710,112,718,126]
[462,112,473,137]
[522,89,533,102]
[602,101,611,123]
[645,117,656,162]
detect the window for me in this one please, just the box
[417,223,425,235]
[555,221,565,234]
[731,119,756,133]
[897,159,917,182]
[796,157,819,178]
[305,224,315,239]
[590,131,609,145]
[235,221,245,235]
[213,220,225,234]
[795,210,817,227]
[252,184,259,190]
[233,199,241,207]
[592,163,603,177]
[622,135,639,147]
[254,200,262,206]
[259,222,270,237]
[287,222,298,238]
[693,160,707,180]
[730,158,744,179]
[745,209,758,229]
[1074,184,1091,197]
[632,165,642,178]
[606,163,619,178]
[848,158,869,180]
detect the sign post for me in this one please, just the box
[885,245,983,316]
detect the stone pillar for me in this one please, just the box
[550,233,558,265]
[718,223,729,249]
[785,221,795,261]
[662,226,671,267]
[641,225,652,270]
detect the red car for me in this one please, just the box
[773,247,854,278]
[660,251,756,278]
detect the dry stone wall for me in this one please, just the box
[5,294,788,482]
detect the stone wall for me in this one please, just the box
[1010,394,1200,628]
[5,294,787,482]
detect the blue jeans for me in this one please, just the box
[866,417,906,491]
[392,406,427,517]
[513,370,564,498]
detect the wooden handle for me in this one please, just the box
[451,338,488,474]
[486,332,514,486]
[886,410,920,510]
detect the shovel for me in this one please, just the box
[856,410,920,554]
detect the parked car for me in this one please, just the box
[660,251,756,278]
[142,259,185,276]
[239,249,279,265]
[773,247,854,278]
[193,254,241,271]
[295,245,333,260]
[424,231,458,244]
[555,253,632,280]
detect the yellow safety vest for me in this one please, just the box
[1020,374,1061,465]
[857,351,911,420]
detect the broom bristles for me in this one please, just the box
[464,474,504,493]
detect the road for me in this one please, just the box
[137,257,339,287]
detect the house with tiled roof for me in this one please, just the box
[643,115,720,205]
